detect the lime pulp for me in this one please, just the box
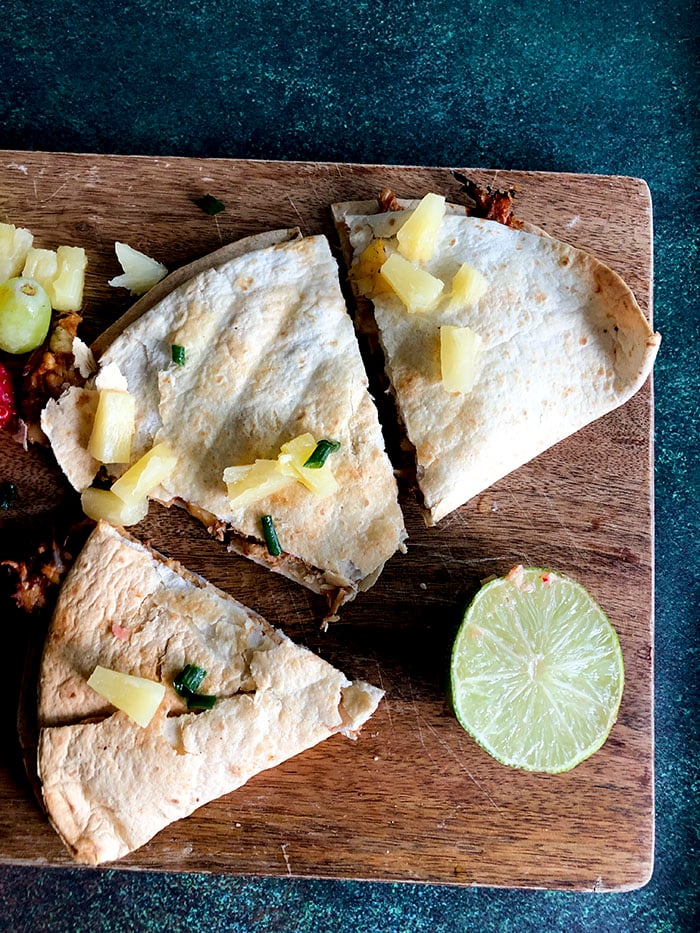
[450,566,624,773]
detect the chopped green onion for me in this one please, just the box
[184,693,217,710]
[173,664,217,711]
[303,439,341,469]
[174,664,206,696]
[171,344,186,366]
[0,481,17,510]
[196,194,225,216]
[261,514,282,557]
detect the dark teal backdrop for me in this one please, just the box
[1,1,697,930]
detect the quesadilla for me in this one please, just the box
[333,192,661,524]
[36,521,384,865]
[41,231,406,613]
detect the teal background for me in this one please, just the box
[1,1,697,930]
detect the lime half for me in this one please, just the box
[450,566,624,773]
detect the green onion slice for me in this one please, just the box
[173,665,216,710]
[184,693,217,711]
[196,194,225,216]
[303,439,341,469]
[171,344,186,366]
[261,514,282,557]
[174,664,206,696]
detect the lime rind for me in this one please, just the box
[450,567,624,773]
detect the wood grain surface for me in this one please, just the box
[0,151,655,890]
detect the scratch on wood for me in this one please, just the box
[286,195,305,231]
[407,679,445,774]
[374,665,393,732]
[40,181,68,204]
[419,715,502,812]
[281,842,292,876]
[286,584,309,644]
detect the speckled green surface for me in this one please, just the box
[1,1,698,930]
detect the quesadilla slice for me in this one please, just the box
[36,521,384,865]
[41,231,406,612]
[333,191,660,524]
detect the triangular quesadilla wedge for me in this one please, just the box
[333,192,660,525]
[36,521,384,865]
[41,231,406,613]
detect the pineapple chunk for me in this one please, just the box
[396,193,446,263]
[350,238,391,297]
[81,487,149,526]
[87,665,165,728]
[450,263,488,306]
[50,246,87,311]
[87,389,136,464]
[22,244,87,311]
[278,433,317,467]
[22,247,58,297]
[277,433,339,498]
[379,253,444,313]
[0,223,33,282]
[111,442,178,504]
[224,433,340,506]
[108,242,168,296]
[223,459,295,507]
[440,325,483,393]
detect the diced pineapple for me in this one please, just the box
[87,389,136,464]
[22,244,87,311]
[350,238,392,297]
[87,665,165,728]
[379,253,444,313]
[223,459,295,507]
[81,487,149,526]
[111,442,178,503]
[22,247,58,297]
[224,433,340,506]
[277,433,317,468]
[291,459,339,498]
[450,263,488,306]
[277,433,339,498]
[0,223,33,283]
[108,242,168,296]
[49,245,87,311]
[440,325,483,393]
[396,193,446,263]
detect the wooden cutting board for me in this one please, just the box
[0,152,655,890]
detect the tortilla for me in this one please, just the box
[36,521,384,865]
[42,232,406,610]
[333,196,661,524]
